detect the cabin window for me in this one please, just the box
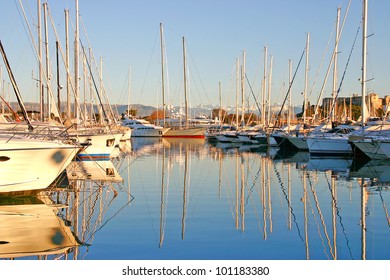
[106,138,115,147]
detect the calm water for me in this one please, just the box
[1,137,390,260]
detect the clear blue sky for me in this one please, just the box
[1,0,390,111]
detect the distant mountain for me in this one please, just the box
[9,102,302,119]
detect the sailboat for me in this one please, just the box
[0,40,81,195]
[306,6,364,156]
[159,30,205,138]
[63,0,129,160]
[348,0,390,159]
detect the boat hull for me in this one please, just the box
[0,137,79,194]
[306,136,353,156]
[163,127,205,138]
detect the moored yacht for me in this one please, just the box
[122,118,169,137]
[0,134,81,195]
[306,125,359,156]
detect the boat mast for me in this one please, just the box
[37,0,44,121]
[160,23,166,126]
[56,41,60,111]
[74,0,80,122]
[303,33,309,125]
[235,58,239,128]
[267,55,273,128]
[287,59,292,132]
[331,7,341,123]
[43,2,51,119]
[361,0,368,130]
[65,9,71,119]
[218,81,222,123]
[128,66,131,117]
[0,41,34,130]
[182,36,189,128]
[262,46,267,128]
[241,50,246,127]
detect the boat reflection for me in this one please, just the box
[0,194,80,259]
[0,154,132,260]
[66,159,124,183]
[349,159,390,185]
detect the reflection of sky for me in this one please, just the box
[89,141,390,260]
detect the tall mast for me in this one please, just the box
[267,55,273,128]
[218,81,222,123]
[65,9,71,119]
[287,59,292,132]
[182,36,188,128]
[56,41,60,111]
[262,46,267,128]
[235,58,239,128]
[160,23,165,125]
[128,66,131,116]
[0,41,33,130]
[361,0,368,130]
[37,0,44,121]
[74,0,79,121]
[303,33,310,124]
[241,50,246,127]
[43,2,50,119]
[332,7,341,122]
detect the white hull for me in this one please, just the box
[122,118,169,137]
[352,137,390,159]
[131,127,169,137]
[71,132,122,160]
[306,136,352,156]
[0,135,79,194]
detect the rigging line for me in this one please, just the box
[79,15,117,124]
[329,25,360,121]
[324,172,354,259]
[308,24,334,102]
[0,40,33,130]
[273,161,304,242]
[139,29,160,105]
[87,196,134,240]
[313,0,352,120]
[378,188,390,227]
[245,73,262,118]
[273,48,306,131]
[80,42,110,125]
[186,44,211,105]
[245,160,262,204]
[307,173,334,259]
[17,1,63,121]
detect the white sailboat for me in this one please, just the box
[162,36,205,138]
[0,134,80,195]
[65,0,130,160]
[122,118,169,137]
[348,0,390,159]
[0,40,81,195]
